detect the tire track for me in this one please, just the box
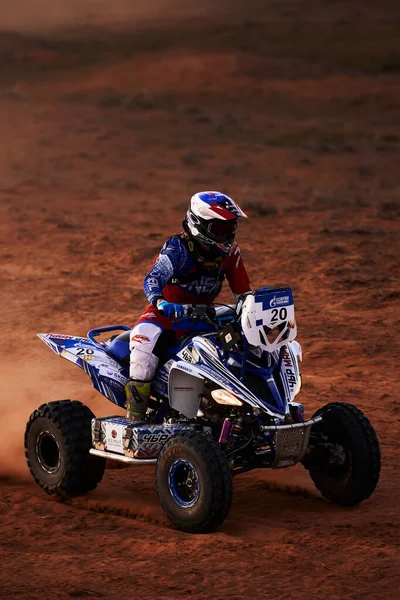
[63,495,170,528]
[251,479,322,500]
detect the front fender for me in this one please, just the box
[168,362,205,419]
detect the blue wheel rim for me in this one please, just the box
[168,459,200,508]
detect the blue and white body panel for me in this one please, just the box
[38,289,302,423]
[153,333,302,421]
[38,333,128,408]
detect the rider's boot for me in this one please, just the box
[125,380,151,421]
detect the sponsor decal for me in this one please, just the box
[106,378,124,391]
[106,437,120,447]
[269,295,290,308]
[199,364,235,391]
[131,334,150,344]
[146,277,159,291]
[177,364,193,373]
[104,422,126,449]
[86,355,121,369]
[181,276,220,295]
[283,350,296,389]
[103,417,130,426]
[286,370,297,389]
[48,334,83,340]
[201,257,222,269]
[178,348,195,364]
[142,433,169,444]
[72,342,97,350]
[283,350,292,367]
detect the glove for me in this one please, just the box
[157,300,184,319]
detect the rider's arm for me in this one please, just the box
[143,237,189,306]
[226,244,251,296]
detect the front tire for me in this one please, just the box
[304,402,381,506]
[156,430,233,533]
[25,400,106,497]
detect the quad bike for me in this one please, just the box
[25,287,381,533]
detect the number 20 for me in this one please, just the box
[271,307,287,323]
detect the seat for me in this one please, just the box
[107,330,131,366]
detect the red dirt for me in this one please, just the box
[0,1,399,598]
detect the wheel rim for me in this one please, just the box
[168,459,200,508]
[36,431,61,473]
[312,430,351,481]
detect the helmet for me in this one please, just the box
[184,191,247,256]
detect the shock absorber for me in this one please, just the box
[226,415,244,452]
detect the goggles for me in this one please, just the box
[206,219,237,242]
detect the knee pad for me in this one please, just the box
[130,347,159,381]
[129,322,162,380]
[129,322,162,351]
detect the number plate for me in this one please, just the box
[241,287,297,352]
[254,287,294,328]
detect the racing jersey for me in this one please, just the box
[144,233,251,306]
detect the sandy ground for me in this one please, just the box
[0,1,399,598]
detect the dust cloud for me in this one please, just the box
[0,357,120,479]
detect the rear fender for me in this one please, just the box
[37,333,128,408]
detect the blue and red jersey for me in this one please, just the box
[143,233,250,308]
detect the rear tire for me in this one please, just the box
[156,430,232,533]
[24,400,106,497]
[305,402,380,506]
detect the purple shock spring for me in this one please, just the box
[219,418,232,443]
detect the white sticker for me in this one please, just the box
[99,365,128,385]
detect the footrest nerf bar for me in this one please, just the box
[260,416,323,468]
[89,448,157,464]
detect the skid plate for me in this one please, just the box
[261,417,322,468]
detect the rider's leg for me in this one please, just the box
[126,322,163,421]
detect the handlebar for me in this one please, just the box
[167,304,238,332]
[183,304,217,319]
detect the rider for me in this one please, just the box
[125,191,251,420]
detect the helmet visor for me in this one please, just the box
[207,219,237,242]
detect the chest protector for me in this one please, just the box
[167,233,226,289]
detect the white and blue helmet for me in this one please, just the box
[185,191,247,256]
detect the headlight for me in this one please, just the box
[211,389,243,406]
